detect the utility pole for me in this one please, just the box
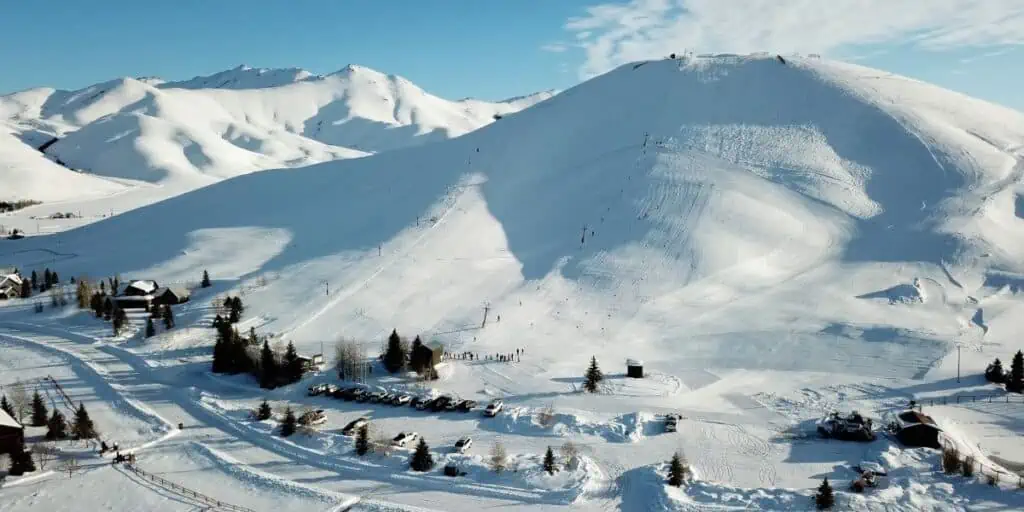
[481,303,491,328]
[581,225,588,245]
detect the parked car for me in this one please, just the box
[307,383,329,396]
[483,399,503,417]
[392,431,420,447]
[341,417,369,436]
[664,413,681,433]
[355,390,372,402]
[341,387,363,401]
[432,396,454,412]
[330,387,347,399]
[456,399,477,412]
[454,436,472,453]
[412,396,431,410]
[370,391,389,403]
[392,394,412,406]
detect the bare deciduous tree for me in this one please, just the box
[489,441,508,474]
[370,425,393,456]
[560,440,580,468]
[32,443,58,470]
[537,403,556,428]
[8,379,30,423]
[335,338,367,382]
[58,456,81,478]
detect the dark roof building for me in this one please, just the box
[152,286,190,305]
[893,410,942,449]
[0,408,24,455]
[124,280,159,296]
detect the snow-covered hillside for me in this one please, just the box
[2,54,1023,511]
[0,64,552,218]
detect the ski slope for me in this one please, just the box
[2,54,1024,511]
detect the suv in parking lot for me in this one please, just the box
[456,399,477,412]
[392,394,412,406]
[454,436,473,453]
[341,417,369,436]
[432,396,455,412]
[392,431,420,447]
[483,399,503,417]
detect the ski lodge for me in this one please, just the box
[0,408,24,455]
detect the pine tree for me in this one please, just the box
[985,358,1006,383]
[45,409,67,440]
[355,424,370,456]
[30,270,38,290]
[1,395,15,418]
[8,448,35,476]
[103,297,113,320]
[51,271,59,286]
[283,341,303,384]
[71,403,97,439]
[201,270,211,288]
[145,317,155,338]
[815,478,835,510]
[91,292,103,317]
[259,340,278,389]
[1007,350,1024,393]
[383,329,406,373]
[21,278,31,298]
[256,399,272,421]
[112,307,127,336]
[280,407,297,437]
[410,437,434,472]
[543,446,557,475]
[30,391,48,427]
[583,356,603,393]
[43,269,51,290]
[667,452,687,486]
[212,336,228,373]
[163,305,174,329]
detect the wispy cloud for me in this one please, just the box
[541,43,569,53]
[563,0,1024,78]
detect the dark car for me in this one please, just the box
[431,396,453,412]
[456,399,478,412]
[411,396,430,409]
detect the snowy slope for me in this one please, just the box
[0,127,125,202]
[0,65,552,188]
[2,53,1024,511]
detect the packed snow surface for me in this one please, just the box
[1,54,1023,511]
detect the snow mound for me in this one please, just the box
[857,278,927,304]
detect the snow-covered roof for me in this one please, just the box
[0,273,23,286]
[0,407,21,429]
[126,280,159,293]
[154,286,190,298]
[626,358,643,366]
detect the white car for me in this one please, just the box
[392,431,420,447]
[483,399,503,417]
[341,417,369,436]
[454,437,472,453]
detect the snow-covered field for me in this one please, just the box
[2,54,1023,510]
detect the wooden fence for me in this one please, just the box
[939,436,1024,490]
[121,462,255,512]
[913,392,1024,409]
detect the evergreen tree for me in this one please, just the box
[163,304,175,329]
[410,437,434,472]
[103,297,113,320]
[815,478,835,510]
[46,409,67,440]
[259,340,278,389]
[1,394,15,418]
[212,314,223,329]
[51,271,59,286]
[201,270,211,288]
[43,269,51,290]
[280,407,297,437]
[283,341,303,384]
[1007,350,1024,393]
[30,391,48,427]
[91,292,104,317]
[21,278,31,298]
[99,280,105,294]
[355,424,370,456]
[212,336,228,373]
[383,329,406,373]
[256,399,272,421]
[71,402,97,439]
[985,358,1006,383]
[8,448,35,476]
[145,317,156,338]
[667,452,687,487]
[543,446,557,475]
[112,307,127,336]
[583,356,603,393]
[30,270,38,290]
[228,298,241,323]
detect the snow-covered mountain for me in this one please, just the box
[3,54,1024,511]
[0,64,554,202]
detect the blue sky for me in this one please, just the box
[2,0,1022,110]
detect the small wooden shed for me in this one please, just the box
[626,358,644,378]
[0,408,24,455]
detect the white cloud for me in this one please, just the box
[541,43,569,53]
[565,0,1024,78]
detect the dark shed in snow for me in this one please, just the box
[893,410,942,449]
[0,408,24,455]
[626,358,644,378]
[151,286,190,306]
